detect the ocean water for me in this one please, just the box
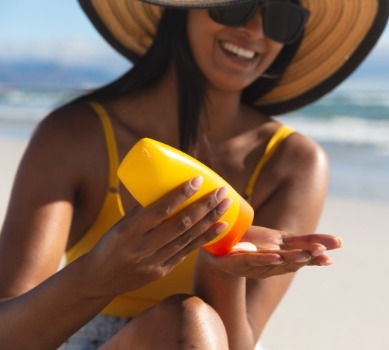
[1,81,389,202]
[279,81,389,202]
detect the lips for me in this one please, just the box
[220,41,257,60]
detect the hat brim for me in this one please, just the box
[79,0,389,115]
[138,0,255,8]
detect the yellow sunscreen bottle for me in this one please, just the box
[118,138,254,256]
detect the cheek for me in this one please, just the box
[187,10,209,47]
[187,12,217,74]
[186,10,285,89]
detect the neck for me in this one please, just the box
[116,67,181,146]
[199,87,244,141]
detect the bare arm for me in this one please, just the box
[0,109,93,347]
[194,133,335,349]
[0,107,231,349]
[0,177,230,348]
[244,134,330,339]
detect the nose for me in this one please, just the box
[240,8,266,39]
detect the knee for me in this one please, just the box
[155,294,228,348]
[154,294,224,329]
[158,294,214,318]
[160,294,203,309]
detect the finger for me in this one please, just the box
[240,253,284,266]
[136,176,205,232]
[277,249,312,264]
[309,243,327,257]
[309,254,334,266]
[149,187,231,250]
[158,193,232,262]
[235,245,313,265]
[163,221,229,266]
[283,234,343,251]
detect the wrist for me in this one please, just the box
[69,253,116,303]
[197,249,245,282]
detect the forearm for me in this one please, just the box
[0,254,113,349]
[193,252,255,350]
[246,273,295,339]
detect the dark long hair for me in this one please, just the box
[74,7,302,152]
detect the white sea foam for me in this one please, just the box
[0,88,79,123]
[326,89,389,108]
[277,82,389,152]
[1,85,389,151]
[280,115,389,152]
[1,84,388,201]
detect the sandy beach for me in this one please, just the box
[0,135,28,224]
[262,195,389,350]
[1,133,388,350]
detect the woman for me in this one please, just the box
[0,0,386,349]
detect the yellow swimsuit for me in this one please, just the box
[65,102,294,318]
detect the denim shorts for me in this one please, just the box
[59,314,129,350]
[59,314,265,349]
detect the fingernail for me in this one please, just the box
[319,259,334,266]
[271,258,284,265]
[215,186,229,201]
[214,221,229,235]
[190,176,203,190]
[312,245,326,257]
[296,253,311,263]
[337,238,343,247]
[217,198,232,215]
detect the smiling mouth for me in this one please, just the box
[220,41,257,60]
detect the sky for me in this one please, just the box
[0,0,388,75]
[0,0,129,72]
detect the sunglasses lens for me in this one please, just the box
[209,4,257,27]
[265,2,309,44]
[209,1,309,45]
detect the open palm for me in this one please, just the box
[202,225,342,279]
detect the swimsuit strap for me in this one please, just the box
[244,125,295,201]
[88,101,120,192]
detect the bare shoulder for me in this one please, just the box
[21,102,105,188]
[32,103,100,152]
[251,125,330,231]
[28,103,103,162]
[274,127,329,178]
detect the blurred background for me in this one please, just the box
[1,0,389,201]
[1,1,388,349]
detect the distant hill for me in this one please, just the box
[0,59,126,89]
[0,52,387,90]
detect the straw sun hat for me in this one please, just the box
[79,0,388,114]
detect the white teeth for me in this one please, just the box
[221,41,256,59]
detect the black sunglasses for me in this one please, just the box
[209,0,310,44]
